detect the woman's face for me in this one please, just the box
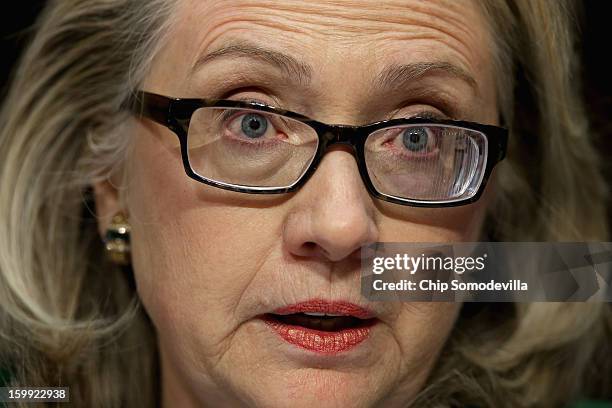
[98,0,498,406]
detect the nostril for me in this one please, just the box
[303,242,316,250]
[301,241,330,259]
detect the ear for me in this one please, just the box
[92,176,126,240]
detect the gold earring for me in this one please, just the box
[104,212,131,265]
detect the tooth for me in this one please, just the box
[325,313,345,317]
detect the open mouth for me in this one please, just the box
[260,300,378,354]
[264,313,375,332]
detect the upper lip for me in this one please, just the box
[270,299,376,320]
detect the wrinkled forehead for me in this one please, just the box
[148,0,495,101]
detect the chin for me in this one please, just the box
[241,368,387,408]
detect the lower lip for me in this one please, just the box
[261,316,375,354]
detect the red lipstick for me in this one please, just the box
[262,300,376,354]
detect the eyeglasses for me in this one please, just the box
[126,91,508,207]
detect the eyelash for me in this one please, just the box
[216,99,446,159]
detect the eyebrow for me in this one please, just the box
[192,41,478,94]
[191,41,313,86]
[375,62,478,95]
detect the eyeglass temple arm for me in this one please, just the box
[124,91,171,127]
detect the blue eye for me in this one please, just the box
[241,113,268,138]
[402,127,429,152]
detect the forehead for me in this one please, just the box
[147,0,495,106]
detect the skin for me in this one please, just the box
[94,0,499,406]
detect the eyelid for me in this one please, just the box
[410,111,447,120]
[392,109,449,121]
[221,88,281,108]
[389,92,463,120]
[229,96,272,106]
[222,89,457,123]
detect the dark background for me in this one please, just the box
[1,1,610,228]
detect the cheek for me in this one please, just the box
[392,302,460,384]
[124,125,281,356]
[377,199,490,242]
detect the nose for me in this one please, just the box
[283,145,379,262]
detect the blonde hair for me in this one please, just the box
[416,1,612,406]
[0,0,609,407]
[0,0,175,406]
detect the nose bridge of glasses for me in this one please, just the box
[319,124,367,154]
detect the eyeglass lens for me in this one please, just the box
[186,107,487,202]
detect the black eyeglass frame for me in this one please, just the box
[126,91,508,208]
